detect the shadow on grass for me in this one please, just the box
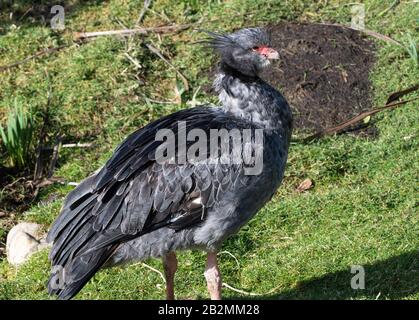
[242,250,418,300]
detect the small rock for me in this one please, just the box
[6,222,47,266]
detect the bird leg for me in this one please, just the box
[204,252,222,300]
[163,252,178,300]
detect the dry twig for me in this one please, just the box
[135,0,152,26]
[34,72,52,181]
[303,97,419,142]
[387,83,419,104]
[316,22,402,46]
[222,282,282,296]
[0,45,70,73]
[74,23,194,41]
[145,43,189,91]
[61,142,94,148]
[47,136,62,178]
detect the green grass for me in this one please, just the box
[0,0,418,299]
[0,100,35,168]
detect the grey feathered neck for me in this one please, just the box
[213,62,292,132]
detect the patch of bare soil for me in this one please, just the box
[261,22,377,136]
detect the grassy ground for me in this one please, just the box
[0,0,418,300]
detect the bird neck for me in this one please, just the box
[213,62,292,131]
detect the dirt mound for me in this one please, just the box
[261,23,376,135]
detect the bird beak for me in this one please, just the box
[266,48,279,60]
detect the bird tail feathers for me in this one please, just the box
[47,243,119,300]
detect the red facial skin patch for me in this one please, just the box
[255,46,270,56]
[253,46,279,59]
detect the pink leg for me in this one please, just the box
[163,252,178,300]
[204,252,222,300]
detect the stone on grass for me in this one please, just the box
[6,222,48,266]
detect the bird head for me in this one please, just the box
[202,27,279,77]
